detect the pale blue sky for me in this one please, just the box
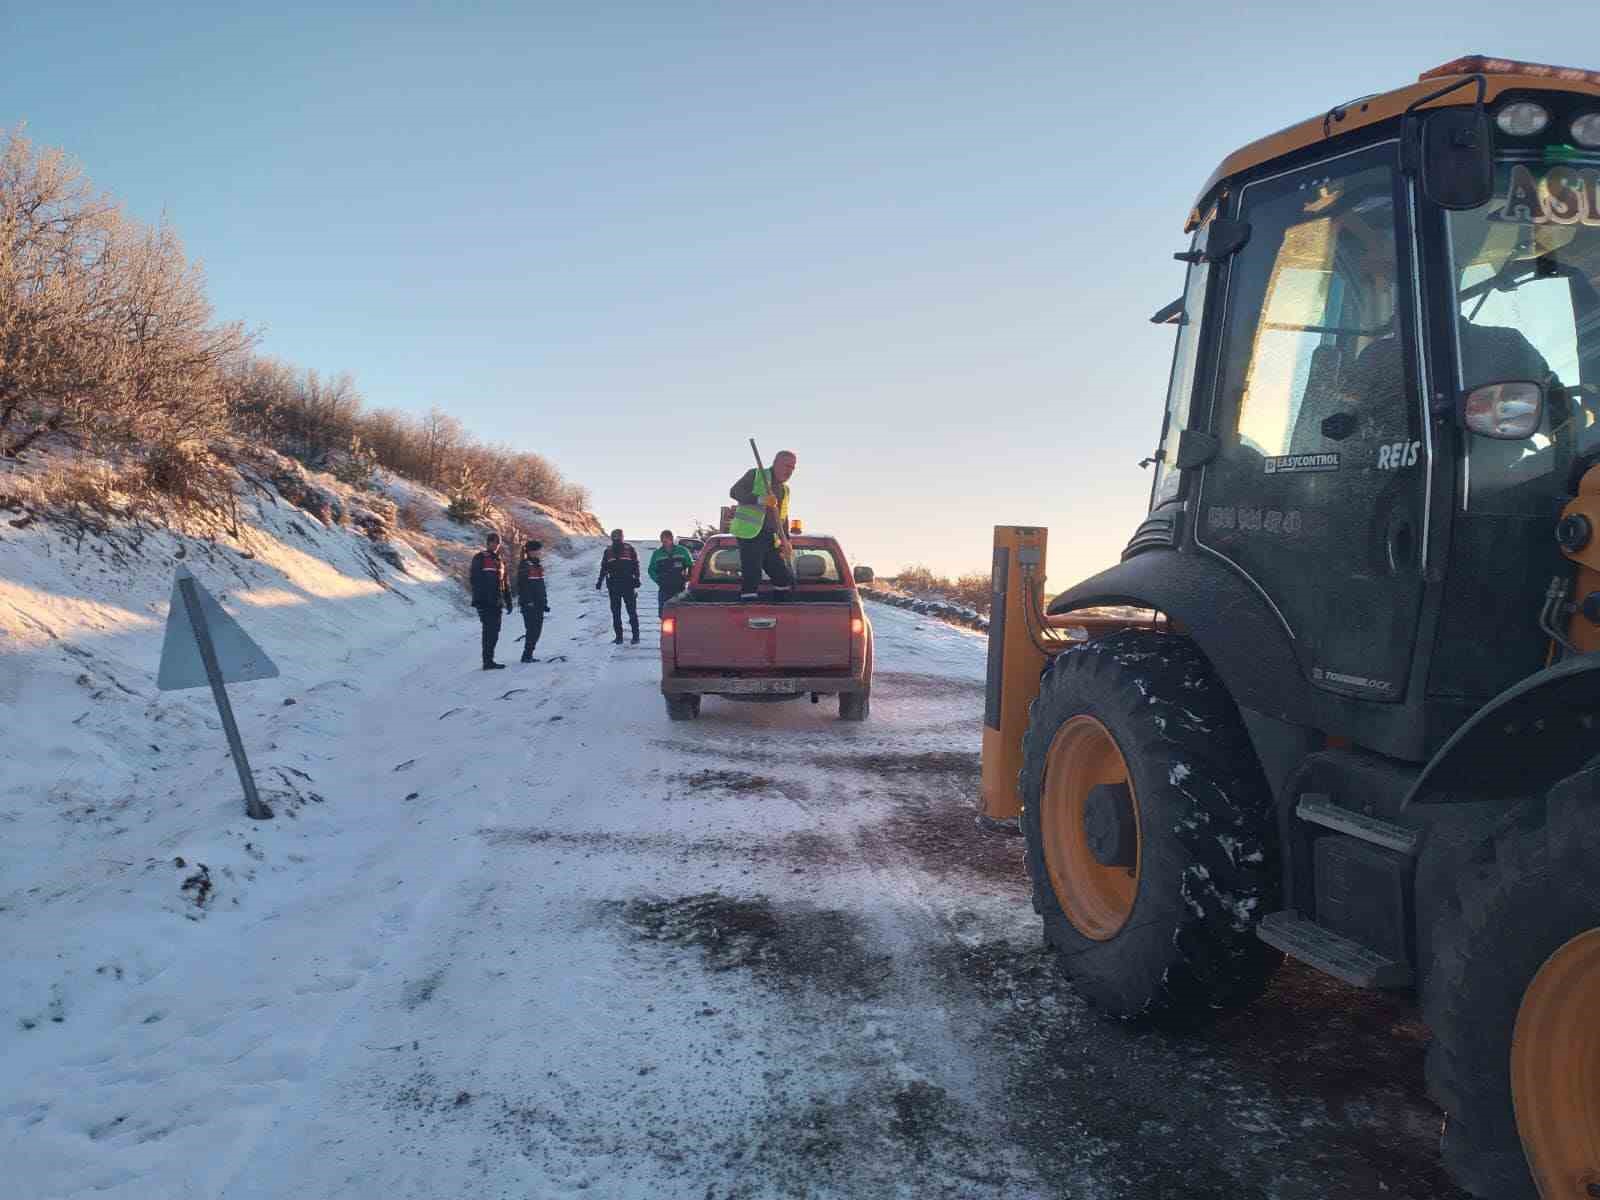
[6,2,1595,584]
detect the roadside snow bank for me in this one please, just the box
[861,586,990,633]
[0,442,603,1111]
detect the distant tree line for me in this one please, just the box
[891,564,991,616]
[0,126,588,515]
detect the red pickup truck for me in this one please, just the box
[660,534,874,722]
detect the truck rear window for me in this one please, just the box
[699,545,843,584]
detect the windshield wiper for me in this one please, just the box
[1460,259,1538,320]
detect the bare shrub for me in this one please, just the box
[0,126,253,460]
[0,128,121,458]
[396,497,430,531]
[887,564,991,615]
[894,564,941,594]
[24,458,131,515]
[142,439,234,507]
[3,126,593,524]
[949,572,992,616]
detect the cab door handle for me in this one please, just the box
[747,617,777,629]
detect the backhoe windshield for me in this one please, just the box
[1448,156,1600,513]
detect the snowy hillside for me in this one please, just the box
[1,442,612,1199]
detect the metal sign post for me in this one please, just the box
[157,566,278,821]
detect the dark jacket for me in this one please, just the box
[648,544,695,594]
[470,548,512,610]
[516,556,550,611]
[597,542,641,591]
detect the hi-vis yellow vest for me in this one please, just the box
[730,468,788,543]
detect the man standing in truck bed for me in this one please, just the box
[728,450,796,602]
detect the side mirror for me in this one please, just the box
[1421,109,1494,210]
[1463,380,1544,439]
[853,565,875,584]
[1202,218,1251,261]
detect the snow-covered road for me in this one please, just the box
[5,529,1469,1200]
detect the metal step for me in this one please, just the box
[1296,793,1420,856]
[1257,910,1413,989]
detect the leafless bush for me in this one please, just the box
[893,564,941,594]
[19,458,132,516]
[2,126,594,521]
[142,438,235,508]
[889,564,991,615]
[949,573,991,616]
[0,127,252,460]
[395,497,430,531]
[225,356,361,469]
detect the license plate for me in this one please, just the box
[712,677,801,695]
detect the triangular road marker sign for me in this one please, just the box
[157,566,279,692]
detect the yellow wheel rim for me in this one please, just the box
[1041,715,1141,941]
[1512,928,1600,1198]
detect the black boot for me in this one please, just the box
[613,633,624,644]
[483,661,506,670]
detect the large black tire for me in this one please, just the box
[665,693,701,721]
[839,688,870,722]
[1422,765,1600,1200]
[1020,631,1281,1023]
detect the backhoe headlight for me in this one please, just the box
[1496,101,1551,137]
[1571,112,1600,148]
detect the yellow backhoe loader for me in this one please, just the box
[981,56,1600,1200]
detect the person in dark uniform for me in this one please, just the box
[469,531,513,670]
[516,539,551,662]
[595,528,641,644]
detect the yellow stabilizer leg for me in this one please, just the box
[980,526,1049,823]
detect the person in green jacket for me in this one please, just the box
[648,529,696,619]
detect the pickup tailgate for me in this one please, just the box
[674,601,852,671]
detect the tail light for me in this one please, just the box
[850,616,863,635]
[850,611,865,670]
[662,616,676,635]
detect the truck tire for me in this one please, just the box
[1020,630,1281,1023]
[665,694,701,721]
[839,688,870,722]
[1421,766,1600,1200]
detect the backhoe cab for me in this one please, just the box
[984,56,1600,1200]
